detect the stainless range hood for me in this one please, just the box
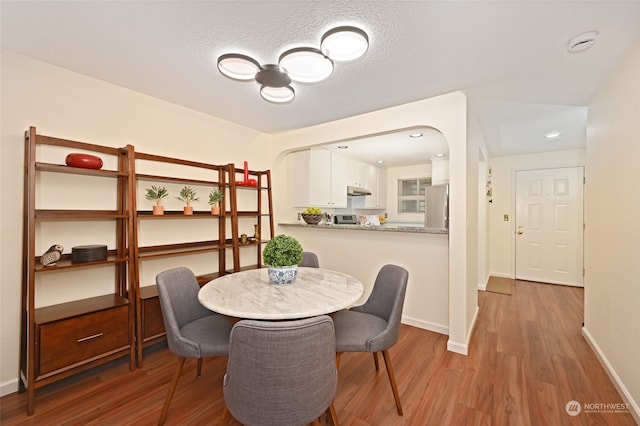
[347,185,372,196]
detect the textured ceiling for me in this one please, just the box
[2,1,640,160]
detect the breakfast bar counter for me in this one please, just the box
[279,221,448,235]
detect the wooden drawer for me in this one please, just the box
[38,305,130,376]
[142,296,165,340]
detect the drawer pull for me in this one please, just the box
[77,333,104,343]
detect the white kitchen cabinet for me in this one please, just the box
[346,157,367,188]
[363,164,387,209]
[290,148,347,208]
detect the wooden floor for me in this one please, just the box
[1,280,636,425]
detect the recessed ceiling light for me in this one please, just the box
[545,132,561,139]
[377,160,385,164]
[409,132,423,138]
[337,145,348,149]
[568,31,598,53]
[434,153,445,158]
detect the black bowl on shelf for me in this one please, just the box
[301,213,323,225]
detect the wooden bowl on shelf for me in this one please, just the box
[301,213,323,225]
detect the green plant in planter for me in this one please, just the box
[262,234,303,267]
[145,185,168,206]
[208,189,224,205]
[176,185,199,207]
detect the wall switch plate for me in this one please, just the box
[504,214,509,221]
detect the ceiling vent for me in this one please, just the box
[568,31,598,53]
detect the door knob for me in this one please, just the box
[517,226,524,235]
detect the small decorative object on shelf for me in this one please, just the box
[240,233,248,244]
[301,207,323,225]
[145,185,168,215]
[176,185,199,215]
[65,153,103,170]
[262,234,303,285]
[254,224,260,241]
[71,245,108,263]
[40,244,64,266]
[208,189,224,215]
[236,161,250,186]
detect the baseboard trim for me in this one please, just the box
[446,305,480,356]
[582,326,640,424]
[1,377,19,397]
[401,315,448,336]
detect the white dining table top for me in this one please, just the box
[198,267,365,320]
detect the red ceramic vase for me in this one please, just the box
[65,153,103,170]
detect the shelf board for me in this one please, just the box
[35,209,129,219]
[136,210,222,217]
[135,173,225,186]
[35,162,126,177]
[227,265,263,274]
[34,294,129,325]
[137,241,224,259]
[34,255,129,272]
[138,270,225,299]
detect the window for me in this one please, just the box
[397,178,431,213]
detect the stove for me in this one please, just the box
[334,214,358,225]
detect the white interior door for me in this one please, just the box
[515,167,584,286]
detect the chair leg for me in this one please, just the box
[336,352,342,370]
[196,357,203,377]
[381,349,403,415]
[158,356,186,425]
[219,405,230,425]
[372,352,379,371]
[327,402,339,426]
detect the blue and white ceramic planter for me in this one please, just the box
[268,265,298,285]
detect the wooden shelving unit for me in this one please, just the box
[130,152,234,365]
[20,127,136,415]
[227,167,275,272]
[20,128,276,411]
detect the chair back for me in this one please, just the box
[156,267,213,357]
[358,264,408,345]
[224,315,337,426]
[299,251,320,268]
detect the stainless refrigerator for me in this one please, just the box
[425,184,449,229]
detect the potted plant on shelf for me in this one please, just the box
[208,189,224,215]
[262,234,304,285]
[176,185,199,215]
[145,185,169,216]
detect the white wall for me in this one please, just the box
[282,226,450,334]
[488,149,586,278]
[269,92,479,354]
[0,50,271,395]
[584,39,640,420]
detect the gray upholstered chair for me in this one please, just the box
[156,267,232,425]
[299,251,320,268]
[333,264,409,415]
[220,315,339,426]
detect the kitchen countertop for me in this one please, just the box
[279,221,448,235]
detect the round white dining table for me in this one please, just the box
[198,267,364,320]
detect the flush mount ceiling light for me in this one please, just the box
[568,31,598,53]
[321,26,369,62]
[217,25,368,103]
[409,132,423,138]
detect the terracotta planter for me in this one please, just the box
[183,206,193,215]
[152,205,164,216]
[211,205,220,215]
